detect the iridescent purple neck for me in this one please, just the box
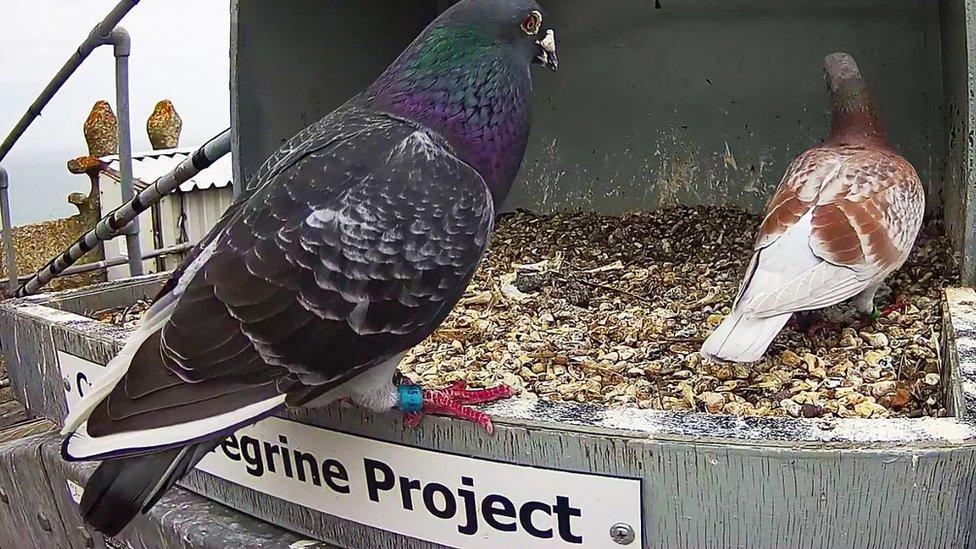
[366,26,533,205]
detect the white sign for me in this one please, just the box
[198,417,642,548]
[57,351,109,412]
[56,351,643,548]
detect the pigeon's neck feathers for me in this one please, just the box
[826,80,890,149]
[367,23,532,204]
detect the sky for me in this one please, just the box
[0,1,230,225]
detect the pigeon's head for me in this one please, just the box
[370,0,557,202]
[822,53,889,147]
[823,52,863,96]
[435,0,558,72]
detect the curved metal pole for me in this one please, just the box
[108,27,144,277]
[0,0,140,164]
[15,129,231,297]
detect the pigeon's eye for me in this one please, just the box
[522,10,542,35]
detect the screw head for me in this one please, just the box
[62,376,71,392]
[610,522,636,545]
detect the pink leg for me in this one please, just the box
[401,381,513,434]
[880,297,909,317]
[789,311,834,339]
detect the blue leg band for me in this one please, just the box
[399,384,424,413]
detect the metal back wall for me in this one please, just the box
[940,0,976,282]
[231,0,441,187]
[232,0,945,215]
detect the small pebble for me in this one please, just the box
[863,351,886,368]
[780,351,802,367]
[870,381,897,398]
[884,388,912,409]
[780,399,802,417]
[861,332,890,349]
[700,392,725,413]
[801,403,825,418]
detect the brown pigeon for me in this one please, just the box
[146,99,182,150]
[701,52,925,363]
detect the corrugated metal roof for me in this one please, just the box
[99,147,233,193]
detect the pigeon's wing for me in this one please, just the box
[154,105,385,301]
[176,125,494,386]
[66,116,494,459]
[740,146,924,317]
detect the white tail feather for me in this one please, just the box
[64,394,286,460]
[60,300,178,434]
[701,308,792,363]
[61,240,220,436]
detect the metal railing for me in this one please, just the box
[13,130,231,297]
[0,0,140,162]
[0,243,192,288]
[0,168,17,293]
[0,0,143,293]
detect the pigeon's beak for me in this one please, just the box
[534,29,558,72]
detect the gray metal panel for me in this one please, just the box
[232,0,440,183]
[0,275,166,421]
[232,0,945,216]
[177,405,976,549]
[940,0,976,283]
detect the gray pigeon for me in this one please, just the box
[61,0,557,535]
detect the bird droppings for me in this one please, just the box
[91,206,957,420]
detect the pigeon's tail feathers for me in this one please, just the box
[62,391,284,461]
[701,308,792,363]
[80,442,215,537]
[61,298,178,435]
[62,239,219,436]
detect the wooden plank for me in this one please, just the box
[0,432,74,549]
[0,386,29,431]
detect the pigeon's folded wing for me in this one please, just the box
[743,146,924,317]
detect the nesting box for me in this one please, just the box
[4,1,976,548]
[227,2,976,546]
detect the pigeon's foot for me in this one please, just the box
[397,380,513,434]
[879,297,910,317]
[788,310,839,339]
[854,299,908,330]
